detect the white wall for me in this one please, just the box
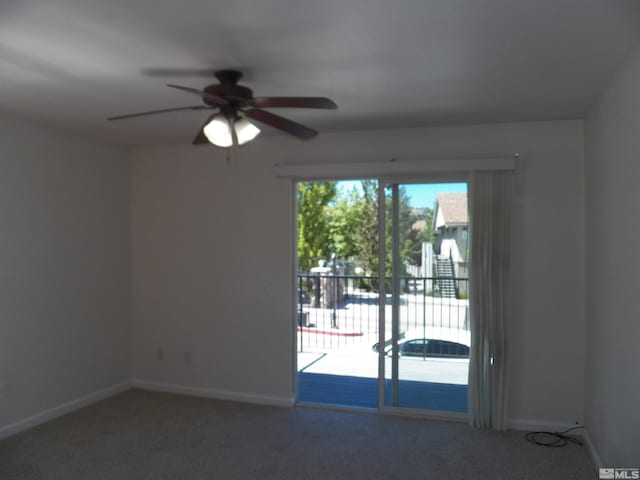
[130,144,294,401]
[584,46,640,466]
[131,119,586,425]
[0,115,131,429]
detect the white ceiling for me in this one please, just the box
[1,0,640,146]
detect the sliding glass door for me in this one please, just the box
[295,178,469,415]
[379,180,469,414]
[296,180,381,409]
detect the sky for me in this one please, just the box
[338,181,467,209]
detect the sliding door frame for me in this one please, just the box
[294,175,470,421]
[377,175,469,421]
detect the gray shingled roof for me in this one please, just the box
[436,193,468,225]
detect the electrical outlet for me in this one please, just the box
[156,347,164,360]
[184,352,192,365]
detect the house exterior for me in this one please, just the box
[433,192,468,263]
[431,192,469,298]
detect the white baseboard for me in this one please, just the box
[582,429,603,469]
[131,379,294,408]
[0,381,131,441]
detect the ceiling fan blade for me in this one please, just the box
[108,105,210,121]
[250,97,337,109]
[167,84,227,106]
[193,114,216,145]
[244,108,318,139]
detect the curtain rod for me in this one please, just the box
[273,155,519,180]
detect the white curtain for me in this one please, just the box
[467,170,512,430]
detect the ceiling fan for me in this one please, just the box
[108,69,337,147]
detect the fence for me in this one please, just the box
[297,274,469,352]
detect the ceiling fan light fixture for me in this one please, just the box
[234,116,260,145]
[203,114,233,147]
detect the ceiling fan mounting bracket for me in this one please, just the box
[214,69,243,85]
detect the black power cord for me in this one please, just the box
[525,425,584,447]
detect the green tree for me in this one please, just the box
[297,181,337,272]
[324,180,380,291]
[298,180,435,282]
[326,194,358,260]
[326,181,422,275]
[403,207,434,267]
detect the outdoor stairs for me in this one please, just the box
[435,257,457,299]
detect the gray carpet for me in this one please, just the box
[0,389,595,479]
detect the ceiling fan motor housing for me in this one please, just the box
[203,84,253,106]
